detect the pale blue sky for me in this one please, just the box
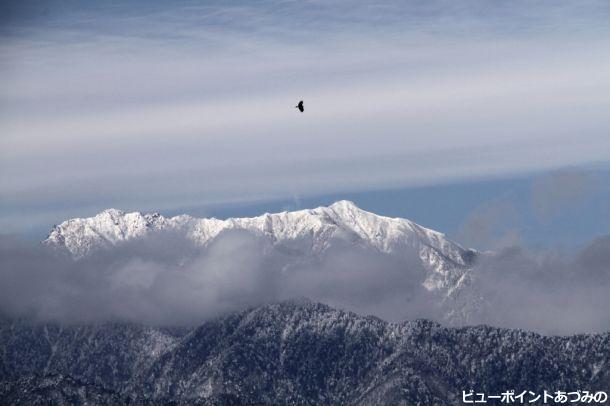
[1,1,609,246]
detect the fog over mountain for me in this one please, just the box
[1,201,609,334]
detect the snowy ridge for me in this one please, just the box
[46,200,471,260]
[44,201,477,300]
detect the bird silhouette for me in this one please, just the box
[296,100,304,112]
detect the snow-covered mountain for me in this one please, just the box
[44,201,477,301]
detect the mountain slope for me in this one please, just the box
[1,301,608,405]
[0,375,127,406]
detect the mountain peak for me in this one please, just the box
[98,208,126,219]
[45,202,470,262]
[328,200,359,211]
[42,202,477,315]
[44,202,474,295]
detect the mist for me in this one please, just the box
[1,226,609,334]
[0,229,438,326]
[464,237,610,334]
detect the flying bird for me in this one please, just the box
[296,100,304,112]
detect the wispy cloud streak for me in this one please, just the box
[1,1,610,231]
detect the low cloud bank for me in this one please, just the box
[465,236,610,334]
[0,230,609,334]
[0,230,436,326]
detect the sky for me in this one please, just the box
[1,1,610,333]
[192,167,610,251]
[1,0,610,244]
